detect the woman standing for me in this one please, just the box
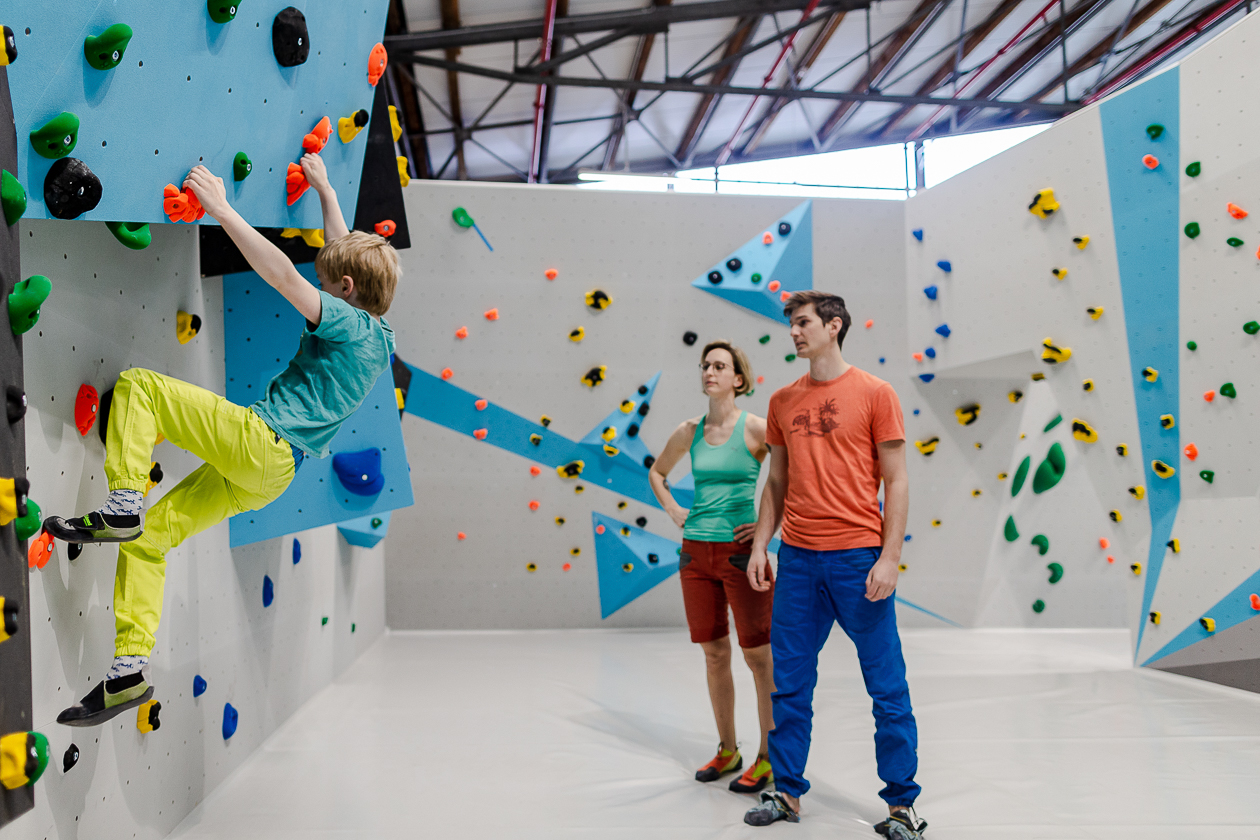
[649,339,775,794]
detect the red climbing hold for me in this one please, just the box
[457,531,466,540]
[767,280,781,292]
[1106,555,1115,564]
[302,117,332,154]
[455,326,468,339]
[596,524,605,534]
[1204,390,1215,402]
[28,530,53,569]
[368,43,388,86]
[865,319,874,329]
[475,399,488,410]
[545,269,558,280]
[163,184,205,223]
[1142,154,1159,169]
[1099,538,1110,549]
[374,220,396,237]
[563,562,571,571]
[1184,443,1199,461]
[74,384,99,436]
[473,428,487,440]
[484,308,499,321]
[441,368,454,380]
[763,232,773,244]
[912,353,924,362]
[780,291,791,302]
[528,500,540,511]
[285,162,310,205]
[1228,202,1248,220]
[1250,593,1260,610]
[756,376,764,384]
[530,466,541,476]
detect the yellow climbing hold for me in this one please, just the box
[1052,267,1068,280]
[1160,414,1175,429]
[1071,419,1098,443]
[1074,235,1090,249]
[1200,617,1216,633]
[389,105,402,142]
[397,156,411,187]
[1150,611,1161,625]
[914,437,939,455]
[955,404,981,426]
[1110,510,1123,522]
[1008,390,1024,403]
[620,400,635,414]
[569,326,585,342]
[1142,367,1158,383]
[1167,538,1180,553]
[1083,379,1094,391]
[1087,306,1104,320]
[1131,562,1142,575]
[1041,338,1071,364]
[1116,443,1128,456]
[601,426,617,442]
[1128,485,1145,500]
[281,227,325,248]
[1152,460,1175,478]
[1029,188,1060,218]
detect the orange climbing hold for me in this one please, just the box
[763,232,773,244]
[780,291,791,302]
[1204,390,1215,402]
[545,268,558,280]
[374,220,396,237]
[1107,555,1115,564]
[528,500,540,511]
[1142,154,1159,169]
[28,530,53,569]
[756,376,764,384]
[596,524,605,534]
[475,399,488,410]
[302,117,332,154]
[457,531,466,540]
[864,319,874,329]
[473,428,487,440]
[912,353,923,362]
[1184,443,1198,461]
[455,326,468,339]
[1250,593,1260,610]
[484,308,499,321]
[530,466,541,476]
[767,280,781,292]
[285,162,310,205]
[1099,538,1110,549]
[563,562,572,571]
[1228,202,1248,219]
[440,368,453,380]
[367,42,388,86]
[163,184,205,223]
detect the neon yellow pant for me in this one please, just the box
[107,369,296,657]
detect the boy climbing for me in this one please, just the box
[46,154,399,727]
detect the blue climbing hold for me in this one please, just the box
[924,285,937,300]
[292,539,301,565]
[936,260,952,273]
[935,324,951,338]
[904,534,912,541]
[913,409,920,415]
[222,703,239,740]
[879,357,885,364]
[262,575,274,607]
[919,374,935,383]
[332,447,384,496]
[193,675,207,698]
[925,347,936,359]
[912,229,923,241]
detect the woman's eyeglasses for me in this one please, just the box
[699,361,729,372]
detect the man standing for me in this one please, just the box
[742,291,926,838]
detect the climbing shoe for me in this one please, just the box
[43,511,141,543]
[729,754,774,793]
[744,790,799,826]
[874,807,928,839]
[695,745,741,782]
[57,672,154,727]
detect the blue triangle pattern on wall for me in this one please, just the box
[593,512,684,619]
[691,200,813,323]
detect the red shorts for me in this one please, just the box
[679,539,774,648]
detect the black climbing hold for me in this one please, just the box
[637,402,650,417]
[6,386,26,423]
[63,744,79,774]
[683,331,698,346]
[636,516,647,527]
[67,543,83,561]
[272,7,309,67]
[637,385,648,395]
[707,271,723,285]
[44,158,102,220]
[726,258,741,272]
[582,366,606,388]
[627,423,640,437]
[1,598,17,639]
[778,221,791,236]
[149,463,163,485]
[647,553,659,564]
[643,455,655,469]
[208,0,242,23]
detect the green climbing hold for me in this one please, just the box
[208,1,242,23]
[15,498,41,542]
[1146,123,1164,140]
[2,169,26,226]
[1004,515,1019,542]
[1184,222,1200,239]
[1245,321,1260,335]
[1047,562,1063,584]
[1043,414,1062,432]
[1186,161,1201,177]
[1032,442,1066,494]
[1032,599,1045,614]
[1200,470,1214,483]
[1011,455,1031,497]
[1031,534,1050,556]
[351,623,356,633]
[1228,237,1245,248]
[233,152,253,182]
[371,517,383,529]
[1220,382,1237,398]
[29,112,80,160]
[751,273,762,284]
[321,616,328,626]
[785,354,796,362]
[759,335,771,344]
[9,275,52,335]
[83,24,133,70]
[452,207,474,228]
[106,222,151,250]
[1186,340,1197,350]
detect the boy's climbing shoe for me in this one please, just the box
[57,672,154,727]
[43,511,141,543]
[744,790,800,826]
[874,807,928,839]
[729,754,774,793]
[695,745,741,782]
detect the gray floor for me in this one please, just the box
[167,628,1260,838]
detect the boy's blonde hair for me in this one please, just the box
[315,231,400,316]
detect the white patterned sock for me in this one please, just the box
[105,655,148,680]
[101,489,143,517]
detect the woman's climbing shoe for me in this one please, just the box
[729,754,774,793]
[695,744,742,782]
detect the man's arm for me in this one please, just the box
[747,444,788,592]
[300,153,351,241]
[184,166,322,325]
[867,439,908,601]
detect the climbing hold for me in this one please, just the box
[474,399,488,411]
[6,386,26,425]
[528,500,540,512]
[634,516,648,528]
[865,319,874,329]
[1051,267,1068,280]
[1030,373,1045,381]
[528,466,541,478]
[954,404,980,426]
[785,354,797,362]
[1044,414,1063,432]
[936,260,952,273]
[1032,442,1066,494]
[923,286,937,300]
[62,743,78,774]
[725,257,742,272]
[191,675,208,699]
[919,374,935,383]
[750,273,762,283]
[293,539,301,564]
[302,117,332,155]
[557,460,584,479]
[273,7,309,66]
[541,415,553,426]
[554,516,565,526]
[1187,340,1197,351]
[84,23,133,70]
[1184,443,1198,460]
[28,530,53,570]
[563,326,584,343]
[175,311,202,345]
[970,489,982,497]
[585,289,612,310]
[1004,515,1019,542]
[1031,599,1046,614]
[1116,443,1128,456]
[1099,538,1110,549]
[281,228,324,248]
[571,548,582,557]
[332,448,384,495]
[1200,617,1216,633]
[45,158,101,219]
[1074,236,1090,249]
[260,574,275,608]
[1150,611,1161,625]
[136,699,161,734]
[473,429,487,440]
[758,335,771,345]
[524,562,538,573]
[581,366,607,388]
[1246,321,1260,335]
[935,324,951,338]
[1028,188,1059,218]
[931,520,941,528]
[483,308,499,321]
[1142,154,1159,169]
[105,221,151,251]
[0,25,15,66]
[1159,414,1175,430]
[1031,534,1050,556]
[682,331,697,346]
[222,703,239,740]
[1011,456,1031,496]
[1086,306,1103,320]
[707,271,722,285]
[452,207,474,228]
[1251,594,1260,611]
[1041,339,1071,365]
[9,275,51,336]
[777,221,792,236]
[14,499,40,543]
[1184,221,1200,239]
[208,0,241,23]
[1082,380,1094,392]
[0,598,16,643]
[1200,470,1214,483]
[1109,510,1122,522]
[1044,561,1064,584]
[1229,237,1245,248]
[1071,419,1097,443]
[1008,390,1023,403]
[912,353,923,363]
[912,229,923,241]
[767,280,781,292]
[618,401,635,415]
[0,732,49,789]
[545,269,559,281]
[1130,562,1141,575]
[603,444,620,457]
[642,455,655,469]
[29,112,80,160]
[1,169,25,225]
[440,368,454,380]
[913,437,938,456]
[1164,538,1179,554]
[75,385,99,436]
[389,106,402,142]
[338,109,371,145]
[1220,382,1237,398]
[368,41,388,86]
[529,434,542,446]
[285,162,311,205]
[1182,160,1202,178]
[1141,367,1158,383]
[164,183,206,223]
[1228,202,1248,219]
[144,461,162,497]
[1152,460,1175,479]
[454,326,468,340]
[1128,485,1145,500]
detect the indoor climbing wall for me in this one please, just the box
[12,219,386,839]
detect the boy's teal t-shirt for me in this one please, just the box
[251,291,395,458]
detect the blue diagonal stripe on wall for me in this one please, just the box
[1142,567,1260,666]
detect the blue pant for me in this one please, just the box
[767,544,920,806]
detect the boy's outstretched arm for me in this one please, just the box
[300,153,351,241]
[185,166,322,325]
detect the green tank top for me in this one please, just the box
[683,411,762,542]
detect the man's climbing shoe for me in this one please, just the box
[57,672,153,727]
[43,511,141,544]
[695,745,741,782]
[729,754,774,793]
[874,807,928,839]
[744,790,800,826]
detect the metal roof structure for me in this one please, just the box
[382,0,1255,183]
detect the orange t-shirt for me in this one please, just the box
[765,366,905,551]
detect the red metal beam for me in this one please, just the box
[529,0,561,183]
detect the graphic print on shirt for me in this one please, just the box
[790,398,841,437]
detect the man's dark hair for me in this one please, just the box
[783,290,852,349]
